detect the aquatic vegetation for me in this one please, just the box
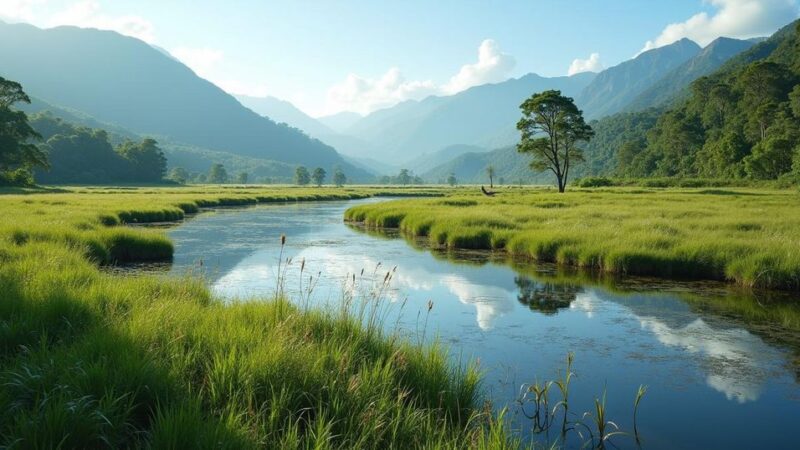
[345,187,800,291]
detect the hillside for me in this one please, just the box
[0,21,370,179]
[628,37,756,110]
[235,95,336,139]
[577,38,701,119]
[422,146,552,185]
[342,72,596,164]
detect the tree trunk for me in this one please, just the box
[490,175,493,188]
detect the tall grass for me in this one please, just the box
[0,186,523,448]
[345,187,800,291]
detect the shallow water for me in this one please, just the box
[144,198,800,449]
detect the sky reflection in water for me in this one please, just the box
[165,199,800,450]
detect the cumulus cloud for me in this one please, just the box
[441,39,516,94]
[567,52,604,76]
[326,67,438,115]
[325,39,515,115]
[47,0,156,43]
[0,0,46,22]
[640,0,799,52]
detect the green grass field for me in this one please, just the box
[345,186,800,291]
[0,185,521,449]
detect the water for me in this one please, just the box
[149,198,800,449]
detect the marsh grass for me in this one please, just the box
[0,186,528,449]
[345,187,800,291]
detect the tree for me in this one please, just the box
[168,167,189,184]
[517,90,593,192]
[486,165,495,188]
[236,172,248,184]
[397,169,411,185]
[311,167,326,186]
[294,166,310,185]
[208,163,229,184]
[333,167,347,187]
[447,173,457,186]
[116,138,167,182]
[0,77,47,182]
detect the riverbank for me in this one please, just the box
[344,187,800,291]
[0,186,519,449]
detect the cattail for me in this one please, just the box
[280,234,286,246]
[300,257,305,273]
[427,300,433,311]
[384,271,390,283]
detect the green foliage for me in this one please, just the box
[447,173,457,186]
[116,138,167,182]
[235,171,248,184]
[311,167,326,187]
[517,90,594,192]
[0,77,47,185]
[620,23,800,181]
[294,166,310,185]
[332,166,347,187]
[208,163,229,184]
[575,176,614,187]
[168,167,189,184]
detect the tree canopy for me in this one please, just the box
[0,77,47,185]
[517,90,593,192]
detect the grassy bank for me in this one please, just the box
[344,187,800,291]
[0,186,518,449]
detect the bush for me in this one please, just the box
[575,176,614,188]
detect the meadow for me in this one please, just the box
[344,186,800,291]
[0,185,523,449]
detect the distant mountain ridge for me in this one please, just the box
[627,37,756,110]
[0,21,371,180]
[577,38,702,119]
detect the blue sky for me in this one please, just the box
[1,0,798,116]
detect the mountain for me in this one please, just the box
[422,146,552,185]
[235,95,336,139]
[405,144,488,174]
[343,72,597,164]
[317,111,363,133]
[627,37,756,110]
[577,38,702,119]
[0,21,370,180]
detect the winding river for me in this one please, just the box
[143,198,800,449]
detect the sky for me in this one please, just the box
[1,0,798,117]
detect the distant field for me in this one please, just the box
[345,186,800,291]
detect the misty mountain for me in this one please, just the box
[0,21,371,180]
[405,144,489,174]
[235,95,336,139]
[422,146,553,185]
[342,72,596,164]
[317,111,363,133]
[627,37,756,110]
[577,38,702,119]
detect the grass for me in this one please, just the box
[344,186,800,291]
[0,185,524,449]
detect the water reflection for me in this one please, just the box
[158,199,800,450]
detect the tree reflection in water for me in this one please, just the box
[515,276,583,315]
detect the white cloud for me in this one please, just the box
[324,39,515,115]
[640,0,799,53]
[567,52,604,76]
[47,0,156,43]
[325,67,438,115]
[0,0,46,22]
[441,39,516,94]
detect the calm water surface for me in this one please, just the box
[152,198,800,449]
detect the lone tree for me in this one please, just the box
[486,165,495,188]
[447,173,457,186]
[294,166,310,185]
[236,171,248,184]
[332,166,347,187]
[311,167,326,187]
[517,90,593,192]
